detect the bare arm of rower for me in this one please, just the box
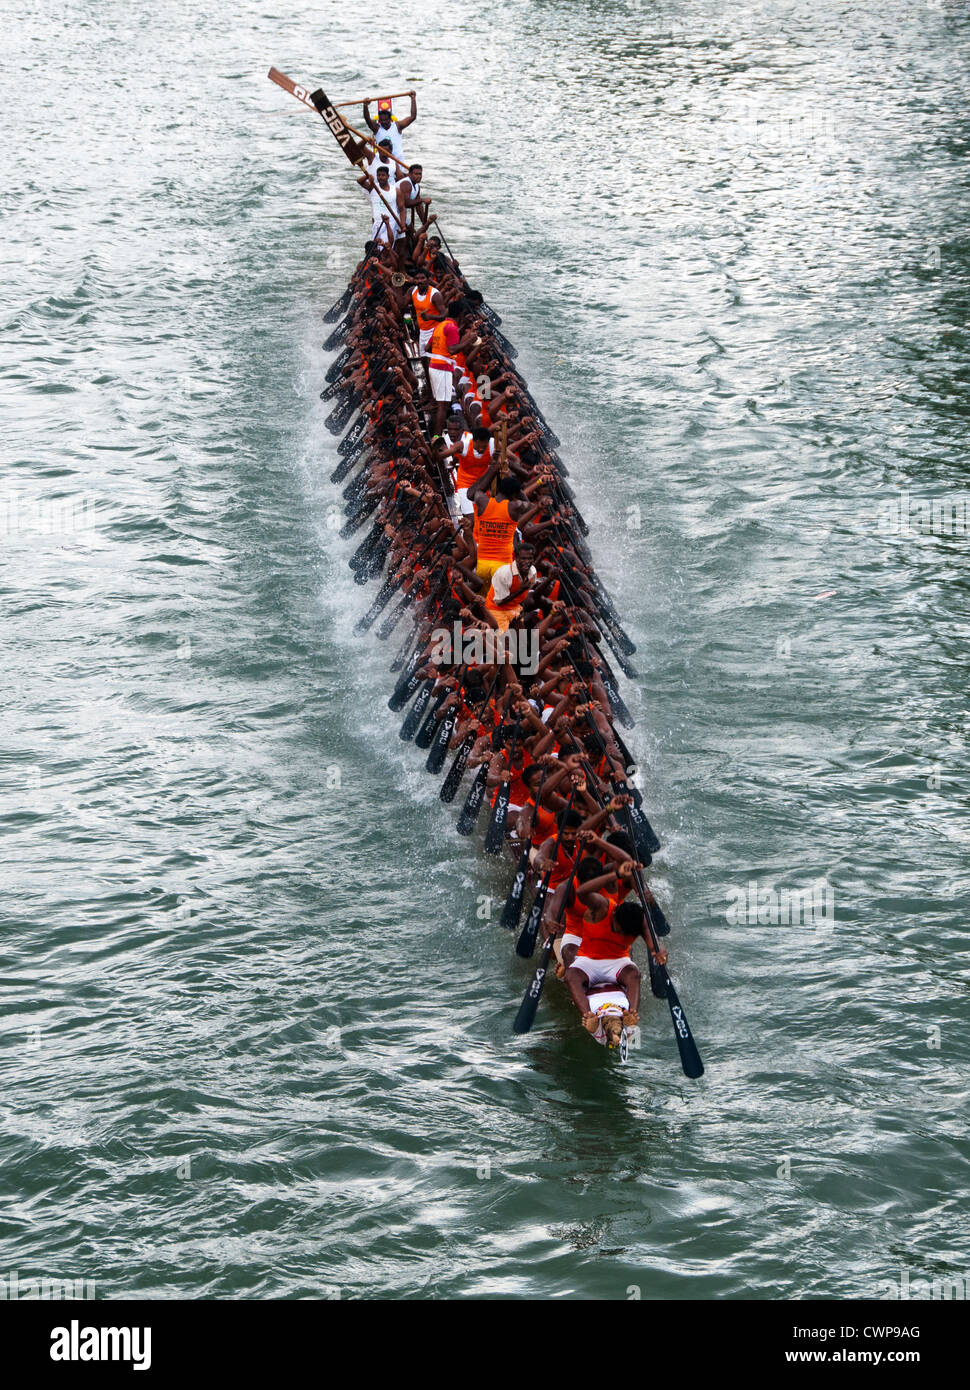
[397,91,418,132]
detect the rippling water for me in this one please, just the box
[2,0,969,1300]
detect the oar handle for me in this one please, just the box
[334,90,414,109]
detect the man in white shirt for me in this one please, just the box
[357,163,402,250]
[485,541,538,631]
[366,138,396,182]
[363,93,417,164]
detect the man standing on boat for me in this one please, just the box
[467,458,549,587]
[396,163,430,234]
[409,263,446,358]
[357,163,402,253]
[363,93,417,164]
[427,310,463,436]
[366,137,396,183]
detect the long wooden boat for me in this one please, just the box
[268,68,703,1078]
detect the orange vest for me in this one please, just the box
[455,436,493,490]
[563,890,587,937]
[429,319,457,373]
[474,497,516,563]
[578,900,637,961]
[411,284,438,331]
[529,798,558,848]
[549,839,579,889]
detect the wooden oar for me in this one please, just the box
[400,678,434,741]
[266,70,404,233]
[621,805,668,936]
[512,860,579,1035]
[628,858,703,1079]
[439,671,499,801]
[499,762,552,930]
[334,90,413,108]
[456,710,506,836]
[425,669,466,773]
[483,720,521,855]
[414,685,449,749]
[515,789,575,958]
[323,285,354,323]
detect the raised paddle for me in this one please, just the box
[515,788,575,958]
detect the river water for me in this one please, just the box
[2,0,969,1300]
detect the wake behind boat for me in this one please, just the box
[268,68,703,1078]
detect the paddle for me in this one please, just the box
[337,415,368,456]
[499,761,551,930]
[456,710,506,834]
[628,858,703,1079]
[325,343,353,384]
[323,315,351,352]
[620,806,669,938]
[512,860,579,1035]
[515,789,575,958]
[414,686,449,749]
[425,675,463,773]
[400,678,435,741]
[323,284,354,323]
[483,720,521,855]
[387,647,425,712]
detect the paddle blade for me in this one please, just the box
[500,844,531,930]
[629,803,661,857]
[513,937,555,1034]
[426,709,457,774]
[456,764,488,835]
[388,668,421,713]
[414,694,444,750]
[323,285,353,323]
[400,680,433,741]
[323,317,350,351]
[663,972,704,1079]
[515,878,549,958]
[440,733,474,803]
[645,895,670,938]
[483,784,510,855]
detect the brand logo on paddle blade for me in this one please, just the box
[671,1004,690,1039]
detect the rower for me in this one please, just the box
[566,860,666,1033]
[397,163,430,233]
[363,93,417,163]
[468,462,545,589]
[409,264,446,358]
[484,538,537,632]
[443,425,494,527]
[366,138,396,183]
[358,164,402,253]
[427,310,462,436]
